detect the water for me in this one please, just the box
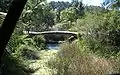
[47,43,60,50]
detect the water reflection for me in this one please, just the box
[47,43,60,50]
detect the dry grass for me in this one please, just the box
[48,41,120,75]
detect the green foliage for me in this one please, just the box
[8,35,36,52]
[60,2,84,23]
[49,1,71,11]
[54,10,60,23]
[71,10,120,58]
[0,15,4,27]
[85,6,107,15]
[33,35,46,50]
[1,0,120,74]
[4,34,45,75]
[21,0,54,31]
[60,7,78,22]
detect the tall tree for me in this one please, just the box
[49,1,71,11]
[21,0,54,31]
[60,7,78,22]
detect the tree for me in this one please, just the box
[60,7,77,22]
[21,0,54,31]
[71,0,79,7]
[85,6,107,15]
[101,0,120,10]
[54,9,60,23]
[76,1,84,16]
[49,1,71,11]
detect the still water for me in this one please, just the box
[47,43,60,50]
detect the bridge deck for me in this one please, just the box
[23,31,78,42]
[23,31,78,35]
[0,12,7,16]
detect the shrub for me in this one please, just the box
[48,41,120,75]
[3,34,44,75]
[32,35,46,50]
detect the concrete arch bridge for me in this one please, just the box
[23,31,79,43]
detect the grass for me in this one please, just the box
[48,41,120,75]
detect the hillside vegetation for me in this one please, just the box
[0,0,120,75]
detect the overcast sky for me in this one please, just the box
[47,0,103,6]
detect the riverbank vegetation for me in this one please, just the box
[0,0,120,75]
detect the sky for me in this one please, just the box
[82,0,102,6]
[47,0,103,6]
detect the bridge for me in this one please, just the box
[23,31,78,43]
[0,12,7,16]
[23,31,78,35]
